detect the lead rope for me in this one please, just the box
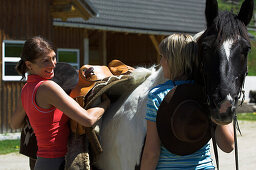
[233,72,246,170]
[211,123,219,170]
[212,115,241,170]
[233,113,240,170]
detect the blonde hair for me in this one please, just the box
[159,34,198,80]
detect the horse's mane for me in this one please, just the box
[201,11,249,44]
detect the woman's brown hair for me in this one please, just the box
[16,36,54,80]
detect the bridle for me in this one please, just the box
[199,45,247,170]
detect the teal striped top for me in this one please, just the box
[145,80,215,170]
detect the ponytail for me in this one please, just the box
[15,59,27,80]
[16,36,53,81]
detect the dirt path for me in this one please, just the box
[0,120,255,170]
[0,153,29,170]
[211,120,256,170]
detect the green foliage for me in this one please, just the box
[248,40,256,76]
[238,112,256,121]
[217,0,256,26]
[217,0,256,75]
[0,139,20,154]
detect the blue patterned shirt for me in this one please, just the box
[145,80,214,170]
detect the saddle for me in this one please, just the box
[69,60,134,162]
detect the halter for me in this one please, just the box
[200,56,247,170]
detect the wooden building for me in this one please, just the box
[0,0,206,133]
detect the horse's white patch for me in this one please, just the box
[96,66,165,170]
[226,94,233,101]
[222,39,234,61]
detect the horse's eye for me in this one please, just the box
[241,47,251,56]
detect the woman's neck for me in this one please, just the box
[172,75,189,81]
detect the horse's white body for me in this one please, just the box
[96,66,165,170]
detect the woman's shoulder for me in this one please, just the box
[37,80,62,94]
[149,80,174,97]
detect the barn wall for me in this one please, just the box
[0,0,52,133]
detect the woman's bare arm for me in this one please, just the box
[9,99,26,129]
[140,120,161,170]
[37,80,110,127]
[215,123,234,153]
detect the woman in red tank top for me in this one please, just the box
[10,36,110,170]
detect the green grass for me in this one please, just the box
[0,139,20,154]
[238,112,256,121]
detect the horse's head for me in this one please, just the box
[197,0,254,125]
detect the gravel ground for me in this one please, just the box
[0,121,255,170]
[211,120,256,170]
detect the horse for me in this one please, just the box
[95,66,165,170]
[95,0,254,169]
[196,0,254,125]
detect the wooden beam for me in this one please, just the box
[51,0,91,21]
[72,0,92,20]
[51,10,89,21]
[51,3,75,12]
[52,0,72,6]
[149,35,161,63]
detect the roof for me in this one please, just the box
[51,0,99,21]
[53,0,206,35]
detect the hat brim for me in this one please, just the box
[156,83,211,156]
[52,62,78,94]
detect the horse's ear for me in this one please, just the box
[205,0,218,27]
[238,0,254,26]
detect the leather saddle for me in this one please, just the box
[69,59,134,160]
[70,59,133,99]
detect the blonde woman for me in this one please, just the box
[140,34,234,170]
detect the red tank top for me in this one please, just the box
[21,75,70,158]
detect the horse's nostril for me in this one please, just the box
[219,100,232,113]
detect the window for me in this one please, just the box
[57,49,80,69]
[2,40,25,81]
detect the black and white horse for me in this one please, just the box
[197,0,254,125]
[95,0,254,169]
[96,66,165,170]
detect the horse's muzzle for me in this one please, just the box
[210,105,234,125]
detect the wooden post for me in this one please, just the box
[100,31,107,65]
[149,35,161,63]
[84,38,89,65]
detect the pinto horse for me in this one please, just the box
[95,66,165,170]
[95,0,254,169]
